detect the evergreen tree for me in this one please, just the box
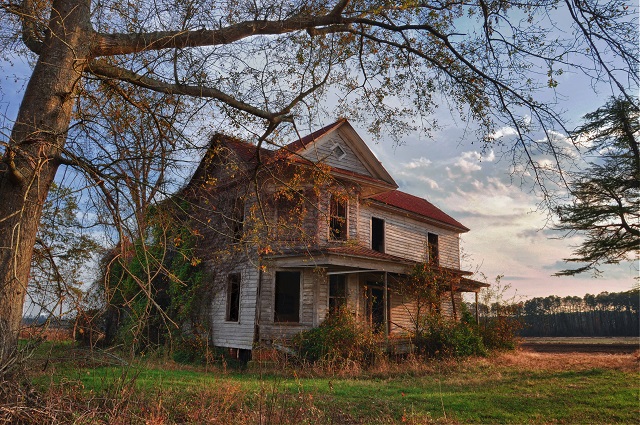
[555,97,640,276]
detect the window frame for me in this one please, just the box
[232,197,245,241]
[329,195,348,241]
[274,270,301,323]
[427,232,439,265]
[371,217,385,253]
[328,274,347,314]
[226,273,241,322]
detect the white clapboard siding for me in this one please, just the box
[358,204,461,269]
[300,133,372,177]
[438,292,462,319]
[209,263,259,350]
[316,270,329,326]
[389,292,415,336]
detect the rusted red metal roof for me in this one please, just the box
[271,244,413,263]
[370,190,469,232]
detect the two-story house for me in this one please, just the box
[177,119,487,359]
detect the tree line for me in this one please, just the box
[472,289,639,337]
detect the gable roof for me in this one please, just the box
[283,119,397,190]
[370,190,469,232]
[284,118,348,154]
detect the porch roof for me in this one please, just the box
[459,277,491,292]
[265,245,415,274]
[264,245,490,292]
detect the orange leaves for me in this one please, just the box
[258,245,273,255]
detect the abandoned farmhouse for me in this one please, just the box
[177,119,488,357]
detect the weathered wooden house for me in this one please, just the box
[178,119,488,358]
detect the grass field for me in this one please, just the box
[11,342,639,424]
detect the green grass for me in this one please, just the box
[27,346,639,424]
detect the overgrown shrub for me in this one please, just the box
[293,310,383,366]
[414,315,486,358]
[171,334,213,365]
[478,314,523,350]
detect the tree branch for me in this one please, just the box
[87,60,286,123]
[92,15,349,57]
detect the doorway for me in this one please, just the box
[366,284,387,332]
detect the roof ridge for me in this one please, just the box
[282,118,347,153]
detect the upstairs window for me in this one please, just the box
[226,273,241,322]
[329,195,347,240]
[371,217,385,253]
[329,275,347,314]
[274,271,300,322]
[232,197,244,241]
[427,233,439,265]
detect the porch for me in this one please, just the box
[259,245,488,344]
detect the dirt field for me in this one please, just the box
[521,337,639,354]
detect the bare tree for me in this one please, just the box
[28,182,100,321]
[0,0,637,365]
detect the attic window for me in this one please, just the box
[332,144,346,159]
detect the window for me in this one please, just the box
[328,275,347,314]
[232,197,244,241]
[274,271,300,322]
[226,273,241,322]
[427,233,439,265]
[371,217,385,253]
[329,195,347,240]
[332,144,346,159]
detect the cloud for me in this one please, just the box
[454,151,482,174]
[451,150,497,175]
[353,121,631,300]
[402,157,432,169]
[416,175,440,190]
[488,126,518,140]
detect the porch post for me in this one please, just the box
[475,291,479,325]
[384,271,389,339]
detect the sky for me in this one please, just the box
[1,34,637,304]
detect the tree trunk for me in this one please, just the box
[0,0,91,367]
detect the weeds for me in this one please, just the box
[2,337,637,424]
